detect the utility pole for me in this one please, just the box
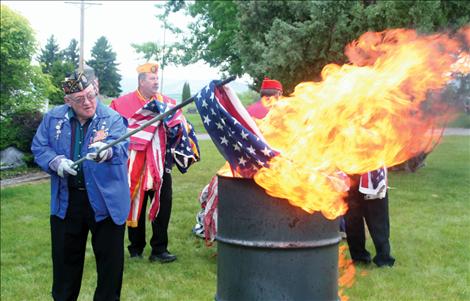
[64,0,101,72]
[80,1,85,71]
[160,20,167,93]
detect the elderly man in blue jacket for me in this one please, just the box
[32,67,130,301]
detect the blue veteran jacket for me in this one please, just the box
[32,102,131,225]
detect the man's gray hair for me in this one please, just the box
[138,73,146,87]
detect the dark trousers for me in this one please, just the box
[128,172,173,255]
[50,189,125,301]
[344,186,395,267]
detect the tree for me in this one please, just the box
[236,0,470,93]
[162,1,241,75]
[63,38,79,68]
[38,35,61,74]
[181,81,191,101]
[49,59,75,104]
[38,35,74,104]
[165,0,470,94]
[0,5,54,151]
[87,36,122,97]
[130,2,183,70]
[0,5,53,116]
[132,41,161,62]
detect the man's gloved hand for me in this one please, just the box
[57,159,78,178]
[86,141,112,163]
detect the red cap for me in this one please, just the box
[260,77,283,91]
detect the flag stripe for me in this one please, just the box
[203,176,218,243]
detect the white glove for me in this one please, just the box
[86,141,112,163]
[57,159,78,178]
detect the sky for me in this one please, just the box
[3,1,248,95]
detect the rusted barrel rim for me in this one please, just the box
[216,235,341,249]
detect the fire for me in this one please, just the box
[253,27,469,218]
[338,245,357,301]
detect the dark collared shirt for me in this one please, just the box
[67,109,91,189]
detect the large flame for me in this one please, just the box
[253,27,469,219]
[338,245,357,301]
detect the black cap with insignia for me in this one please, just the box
[62,65,96,95]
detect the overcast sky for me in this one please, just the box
[3,1,231,94]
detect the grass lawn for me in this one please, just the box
[1,137,469,300]
[447,112,470,128]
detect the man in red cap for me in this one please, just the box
[110,62,198,263]
[246,77,283,119]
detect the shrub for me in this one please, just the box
[238,90,259,106]
[0,110,43,153]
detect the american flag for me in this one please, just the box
[127,98,199,172]
[126,97,199,225]
[194,80,278,178]
[127,99,170,149]
[359,167,387,197]
[201,175,218,244]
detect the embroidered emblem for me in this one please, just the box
[92,129,108,143]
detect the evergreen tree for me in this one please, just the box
[38,35,61,74]
[87,36,122,97]
[49,59,75,104]
[63,38,79,68]
[181,81,191,101]
[38,34,75,104]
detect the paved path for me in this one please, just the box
[1,171,50,188]
[196,133,210,140]
[443,128,470,136]
[1,128,468,188]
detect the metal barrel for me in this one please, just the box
[216,176,340,301]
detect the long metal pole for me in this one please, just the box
[71,76,236,167]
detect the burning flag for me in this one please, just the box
[254,27,470,218]
[194,81,278,177]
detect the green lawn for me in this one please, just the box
[447,112,470,128]
[1,137,469,300]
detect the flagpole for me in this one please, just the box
[71,76,236,167]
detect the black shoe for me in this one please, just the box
[129,252,143,259]
[352,257,371,265]
[374,256,395,267]
[149,251,177,263]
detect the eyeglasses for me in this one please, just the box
[67,91,97,105]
